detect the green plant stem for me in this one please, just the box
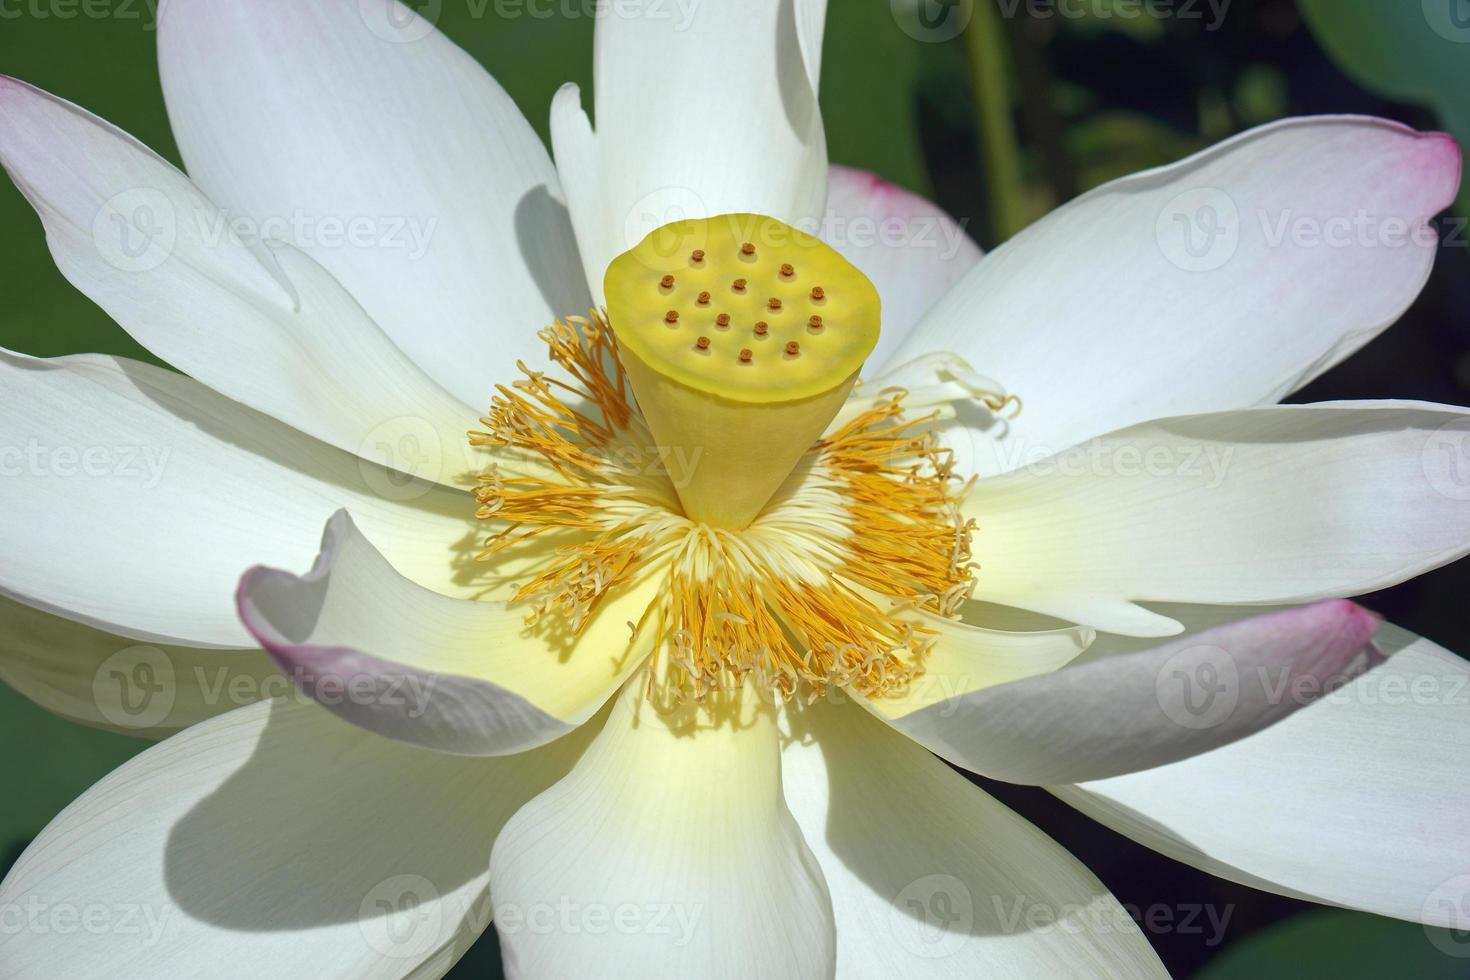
[963,0,1030,241]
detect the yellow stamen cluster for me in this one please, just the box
[470,315,975,704]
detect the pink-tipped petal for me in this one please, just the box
[236,511,656,756]
[0,349,469,648]
[880,600,1382,784]
[1054,607,1470,927]
[899,117,1463,474]
[823,165,982,370]
[0,75,478,488]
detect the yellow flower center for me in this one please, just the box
[470,215,975,704]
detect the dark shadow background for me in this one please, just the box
[1,1,1467,976]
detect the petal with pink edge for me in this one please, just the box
[0,76,480,488]
[895,117,1461,474]
[1053,610,1470,927]
[0,350,473,649]
[238,512,658,756]
[869,601,1381,785]
[823,165,983,370]
[0,594,277,738]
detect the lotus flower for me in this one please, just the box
[1,2,1468,978]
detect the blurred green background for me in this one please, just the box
[3,0,1469,976]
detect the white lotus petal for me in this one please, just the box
[0,594,278,738]
[1055,615,1470,927]
[823,165,982,370]
[781,699,1168,978]
[156,0,588,408]
[0,697,597,978]
[238,511,657,755]
[490,678,834,979]
[0,76,481,487]
[868,604,1091,718]
[0,350,475,648]
[966,402,1470,635]
[551,0,829,302]
[896,117,1461,474]
[875,601,1380,785]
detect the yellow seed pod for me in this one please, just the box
[605,213,881,529]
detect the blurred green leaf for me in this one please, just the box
[0,683,144,850]
[1066,109,1204,188]
[1298,0,1470,213]
[1233,64,1289,128]
[1196,908,1470,980]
